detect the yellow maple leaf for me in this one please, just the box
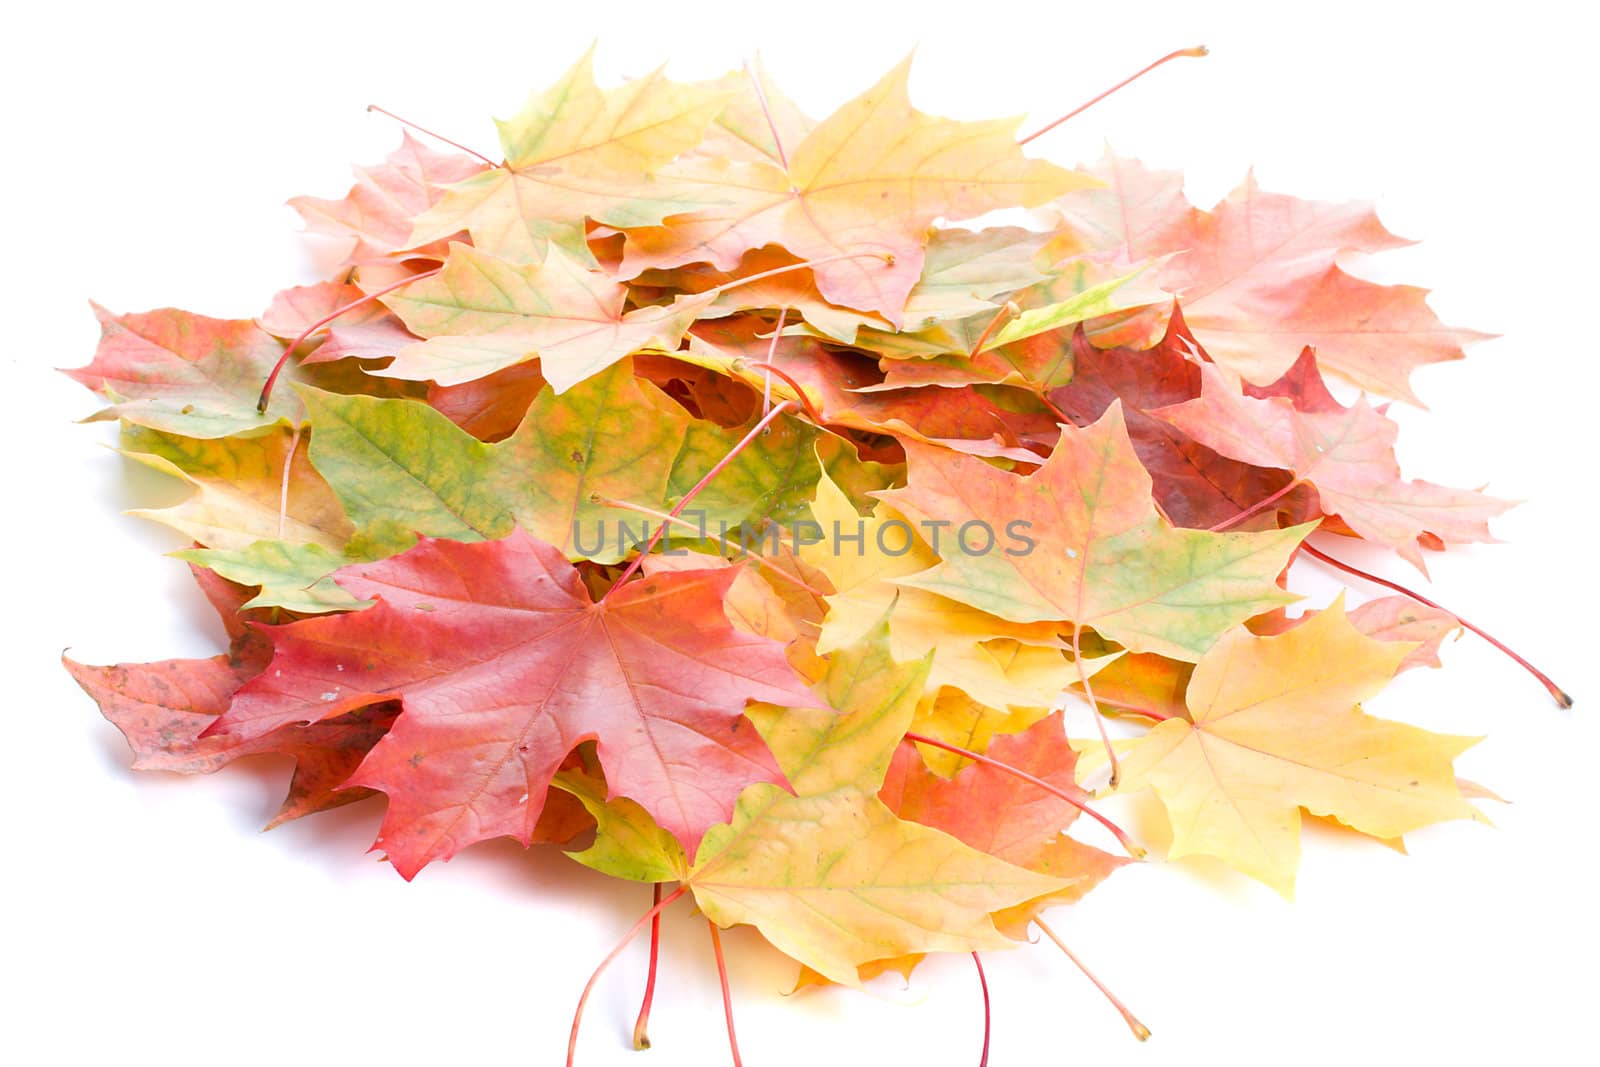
[618,56,1093,324]
[121,426,351,551]
[1118,596,1483,897]
[688,617,1067,985]
[802,468,1073,710]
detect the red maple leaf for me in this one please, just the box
[204,529,820,877]
[64,566,399,828]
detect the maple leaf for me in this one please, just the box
[1118,596,1483,896]
[1168,176,1490,402]
[687,321,1057,461]
[494,50,729,175]
[791,955,923,994]
[258,279,394,339]
[636,248,892,344]
[1246,594,1465,675]
[301,361,694,564]
[976,271,1153,354]
[695,793,1061,985]
[1045,314,1308,530]
[1050,155,1488,402]
[1046,150,1201,262]
[667,413,828,532]
[426,361,547,441]
[642,550,817,650]
[847,262,1151,386]
[119,425,353,552]
[69,652,398,829]
[803,468,1073,710]
[1155,361,1513,570]
[64,566,394,828]
[903,687,1051,776]
[203,529,818,876]
[617,57,1093,324]
[379,243,712,392]
[1070,650,1194,724]
[176,541,366,614]
[288,132,483,267]
[770,224,1062,349]
[685,617,1069,985]
[693,59,815,166]
[61,46,1550,1057]
[553,758,689,885]
[897,227,1055,329]
[300,321,419,366]
[289,133,488,265]
[66,305,304,436]
[256,279,420,370]
[882,712,1128,935]
[117,423,367,615]
[406,49,732,265]
[1242,344,1344,412]
[539,549,827,886]
[883,404,1312,660]
[1348,596,1462,671]
[301,360,820,570]
[635,352,763,425]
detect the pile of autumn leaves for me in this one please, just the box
[66,50,1511,1040]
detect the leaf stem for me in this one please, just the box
[1033,917,1150,1041]
[901,731,1145,859]
[744,60,790,172]
[1071,622,1121,787]
[256,267,441,413]
[736,360,823,425]
[599,401,797,604]
[593,497,829,597]
[968,301,1020,357]
[365,104,500,167]
[594,497,716,544]
[277,425,301,541]
[1037,389,1077,428]
[1207,478,1303,532]
[567,884,687,1067]
[1300,542,1572,708]
[1067,690,1172,722]
[698,252,893,302]
[761,306,789,414]
[1018,46,1209,146]
[972,952,991,1067]
[631,882,663,1050]
[707,920,744,1067]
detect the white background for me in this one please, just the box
[5,2,1596,1064]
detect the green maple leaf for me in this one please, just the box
[301,361,691,564]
